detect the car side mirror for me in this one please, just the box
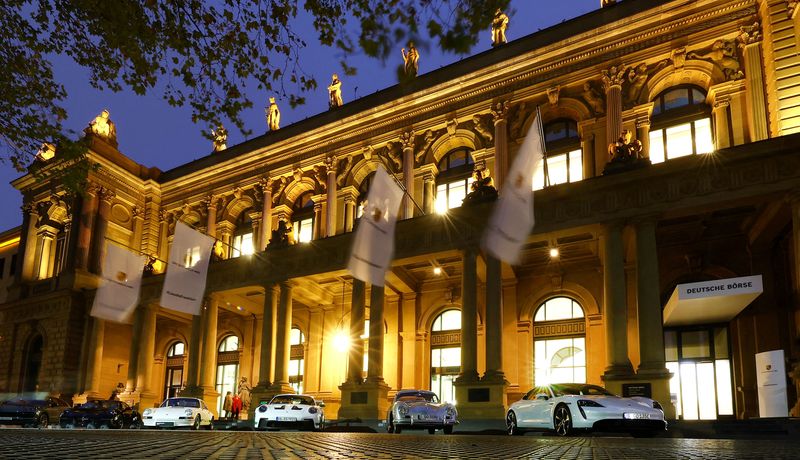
[318,402,325,408]
[535,394,550,401]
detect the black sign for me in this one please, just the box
[468,388,490,402]
[622,383,652,398]
[350,391,368,404]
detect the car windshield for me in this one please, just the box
[79,401,113,410]
[162,398,200,408]
[396,392,438,403]
[551,384,614,397]
[4,399,46,406]
[269,395,314,406]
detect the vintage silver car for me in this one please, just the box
[386,389,457,434]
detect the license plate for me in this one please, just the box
[156,422,175,427]
[276,417,296,422]
[0,417,11,421]
[623,413,650,420]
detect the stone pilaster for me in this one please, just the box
[422,172,435,215]
[131,206,144,253]
[739,22,768,142]
[158,210,170,273]
[326,155,338,237]
[75,317,105,402]
[313,202,323,240]
[491,101,510,189]
[400,131,416,219]
[344,196,356,233]
[259,177,273,251]
[19,203,39,282]
[91,187,115,274]
[204,195,219,239]
[75,183,99,271]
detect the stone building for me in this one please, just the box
[1,0,799,424]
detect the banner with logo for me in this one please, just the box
[91,243,146,323]
[160,221,215,315]
[755,349,788,418]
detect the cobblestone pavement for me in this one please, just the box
[0,429,799,460]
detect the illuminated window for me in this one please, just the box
[292,192,315,243]
[215,335,240,415]
[533,297,586,386]
[534,119,583,190]
[430,309,461,404]
[435,149,474,214]
[356,173,375,219]
[290,327,305,393]
[167,342,185,357]
[231,211,255,258]
[164,342,185,399]
[649,86,713,164]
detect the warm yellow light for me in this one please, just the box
[0,236,20,250]
[433,267,442,276]
[333,330,350,353]
[549,248,559,259]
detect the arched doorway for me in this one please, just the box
[430,309,461,404]
[533,297,586,386]
[215,335,240,415]
[22,335,44,393]
[163,341,185,399]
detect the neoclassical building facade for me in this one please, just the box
[2,0,800,423]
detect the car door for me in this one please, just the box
[46,398,63,420]
[513,391,538,427]
[529,389,556,427]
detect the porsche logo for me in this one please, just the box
[116,271,128,283]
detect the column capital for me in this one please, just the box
[132,206,144,221]
[258,176,274,193]
[86,182,102,196]
[737,21,761,47]
[713,95,731,110]
[21,202,39,216]
[324,153,337,171]
[422,171,435,183]
[203,194,220,212]
[635,117,651,129]
[491,100,511,124]
[399,130,416,151]
[601,65,626,91]
[98,187,116,204]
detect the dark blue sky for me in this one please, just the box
[0,1,597,230]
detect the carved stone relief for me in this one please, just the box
[687,39,743,80]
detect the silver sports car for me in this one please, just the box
[387,389,457,434]
[506,383,667,437]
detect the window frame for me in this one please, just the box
[649,85,714,162]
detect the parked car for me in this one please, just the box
[141,397,214,430]
[0,396,71,428]
[59,400,143,429]
[253,394,325,431]
[387,389,457,434]
[506,383,667,437]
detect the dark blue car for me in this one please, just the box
[60,400,143,429]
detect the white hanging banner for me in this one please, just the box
[755,349,788,418]
[160,221,215,315]
[91,243,146,323]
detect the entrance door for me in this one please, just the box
[665,327,734,420]
[215,363,239,415]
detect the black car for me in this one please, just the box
[0,396,71,428]
[60,400,143,429]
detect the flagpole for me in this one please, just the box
[375,154,426,216]
[104,237,166,265]
[536,106,551,188]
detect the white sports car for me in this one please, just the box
[142,397,214,430]
[253,394,325,431]
[387,389,457,434]
[506,383,667,437]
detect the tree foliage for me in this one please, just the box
[0,0,509,191]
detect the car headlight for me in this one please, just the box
[184,409,194,416]
[653,401,663,411]
[445,407,456,418]
[142,409,152,416]
[308,407,318,414]
[577,400,604,408]
[397,403,409,416]
[258,405,267,413]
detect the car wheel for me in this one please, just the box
[553,404,573,437]
[37,414,49,429]
[387,415,394,434]
[205,417,214,430]
[443,425,453,435]
[428,428,436,434]
[99,423,110,429]
[86,423,96,430]
[129,419,143,429]
[192,415,201,430]
[507,411,522,436]
[394,424,402,434]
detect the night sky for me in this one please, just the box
[0,1,598,231]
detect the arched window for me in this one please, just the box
[535,119,583,190]
[435,148,474,214]
[231,211,254,258]
[533,297,586,386]
[22,334,43,392]
[215,335,240,415]
[164,341,185,398]
[289,327,305,393]
[649,86,714,163]
[430,309,461,404]
[292,192,315,243]
[356,172,375,219]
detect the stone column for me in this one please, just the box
[602,66,625,149]
[400,131,416,219]
[205,195,218,239]
[483,255,504,381]
[270,281,294,393]
[635,117,651,159]
[739,22,768,142]
[131,206,144,252]
[347,279,366,383]
[326,155,338,237]
[19,203,40,281]
[158,210,170,270]
[367,285,385,382]
[35,228,56,280]
[136,304,158,403]
[259,178,273,251]
[457,248,479,382]
[199,296,219,389]
[491,101,510,189]
[258,284,277,386]
[83,317,105,397]
[125,306,143,392]
[312,202,322,241]
[75,184,99,270]
[635,219,666,371]
[422,173,435,215]
[344,196,356,233]
[91,188,115,274]
[712,97,732,150]
[185,312,204,389]
[602,222,634,378]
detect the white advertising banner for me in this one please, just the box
[91,243,146,323]
[755,349,788,418]
[160,222,215,315]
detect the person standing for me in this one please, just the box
[223,391,233,420]
[231,393,242,420]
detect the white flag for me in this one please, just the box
[483,109,544,264]
[160,221,215,315]
[91,243,146,323]
[347,166,404,286]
